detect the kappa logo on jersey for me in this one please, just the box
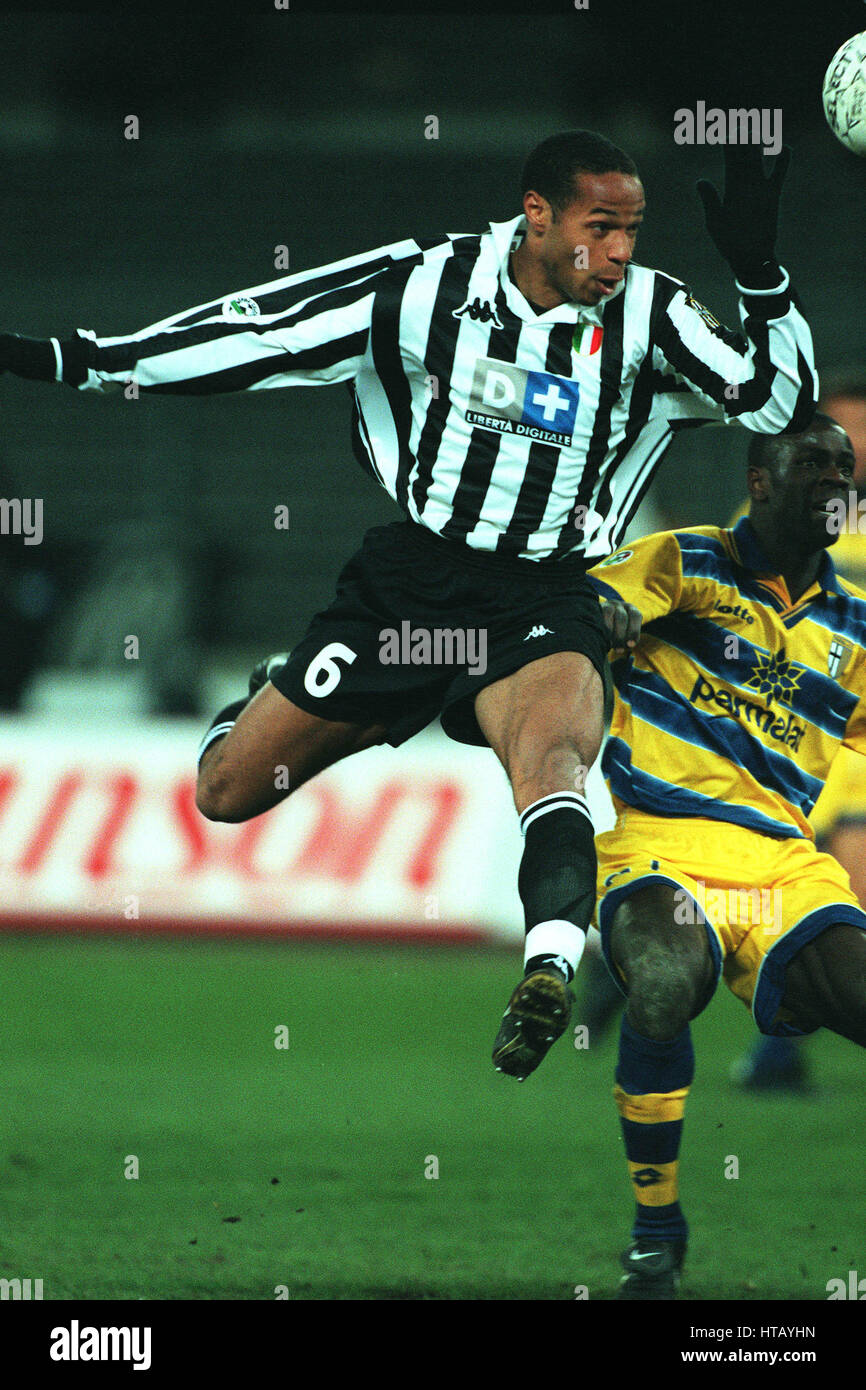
[828,637,855,679]
[524,625,554,640]
[453,297,504,330]
[466,358,581,446]
[222,295,261,319]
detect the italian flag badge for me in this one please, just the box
[573,323,603,355]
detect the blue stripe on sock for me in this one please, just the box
[633,1202,688,1244]
[621,1116,683,1165]
[616,1016,695,1095]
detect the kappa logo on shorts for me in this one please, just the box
[466,357,580,447]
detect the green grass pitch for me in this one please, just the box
[1,933,862,1300]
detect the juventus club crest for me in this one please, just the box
[573,323,603,355]
[828,637,854,679]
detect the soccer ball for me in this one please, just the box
[823,31,866,155]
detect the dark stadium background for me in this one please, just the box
[3,0,866,1321]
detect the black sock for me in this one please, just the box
[197,697,248,765]
[518,794,596,980]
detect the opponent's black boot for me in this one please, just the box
[617,1239,687,1300]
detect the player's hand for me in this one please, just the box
[0,333,57,379]
[601,599,642,654]
[696,145,791,287]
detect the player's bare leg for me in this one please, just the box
[605,882,715,1299]
[609,882,716,1039]
[779,924,866,1045]
[475,651,605,1080]
[196,681,387,823]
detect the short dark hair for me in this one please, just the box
[521,131,638,214]
[747,412,842,475]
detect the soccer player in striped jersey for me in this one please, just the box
[0,132,816,1080]
[587,414,866,1298]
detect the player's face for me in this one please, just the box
[822,394,866,487]
[756,423,856,552]
[523,172,645,306]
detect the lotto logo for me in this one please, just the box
[632,1166,663,1188]
[713,600,754,625]
[466,357,580,446]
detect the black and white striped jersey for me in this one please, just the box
[52,214,817,561]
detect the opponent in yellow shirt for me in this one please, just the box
[590,517,866,840]
[730,367,866,867]
[585,413,866,1299]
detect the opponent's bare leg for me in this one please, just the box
[196,682,387,823]
[779,924,866,1045]
[476,651,605,1077]
[609,881,716,1039]
[606,881,715,1299]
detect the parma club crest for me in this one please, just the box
[828,637,855,679]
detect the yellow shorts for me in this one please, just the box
[595,800,866,1035]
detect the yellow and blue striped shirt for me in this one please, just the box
[588,517,866,839]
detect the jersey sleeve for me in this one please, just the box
[586,530,686,622]
[842,691,866,756]
[648,270,818,434]
[54,237,436,395]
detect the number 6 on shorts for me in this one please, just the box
[303,642,358,698]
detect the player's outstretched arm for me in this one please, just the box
[651,146,817,436]
[0,235,432,396]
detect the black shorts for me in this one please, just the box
[272,520,611,748]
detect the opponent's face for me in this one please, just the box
[822,394,866,486]
[749,422,856,551]
[522,172,645,306]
